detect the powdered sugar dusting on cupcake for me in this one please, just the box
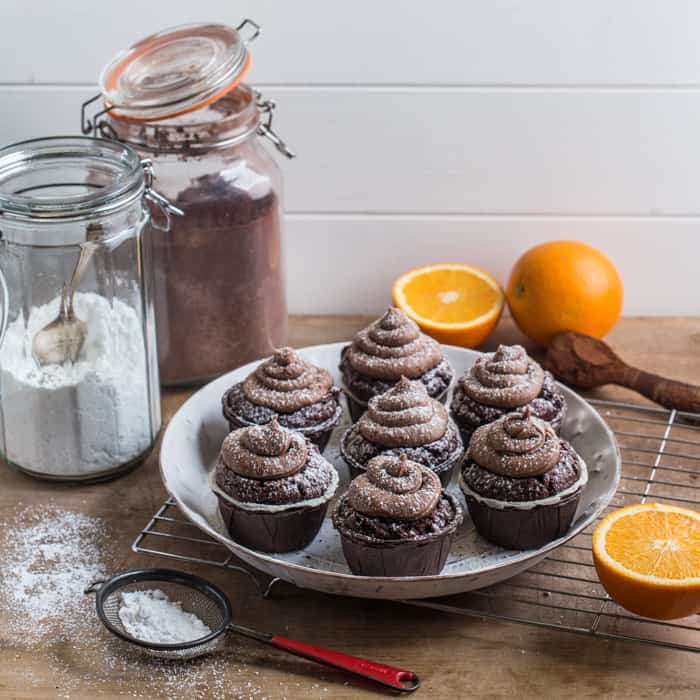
[216,422,338,507]
[242,347,335,412]
[358,378,449,447]
[221,420,309,481]
[344,308,443,380]
[348,454,442,521]
[469,408,560,478]
[461,345,544,408]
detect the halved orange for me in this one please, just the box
[392,263,504,347]
[592,503,700,620]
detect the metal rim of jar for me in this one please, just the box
[92,87,294,158]
[0,136,147,223]
[100,113,261,155]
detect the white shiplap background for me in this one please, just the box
[1,1,698,315]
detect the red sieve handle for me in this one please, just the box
[270,635,420,692]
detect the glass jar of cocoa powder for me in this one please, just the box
[83,21,293,385]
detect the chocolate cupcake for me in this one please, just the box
[459,409,588,550]
[340,307,454,421]
[340,377,464,487]
[450,344,566,441]
[211,419,339,553]
[333,454,463,576]
[222,347,342,451]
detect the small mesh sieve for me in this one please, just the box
[86,568,420,691]
[86,568,231,660]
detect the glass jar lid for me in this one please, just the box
[99,21,259,122]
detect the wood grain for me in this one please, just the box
[1,316,699,699]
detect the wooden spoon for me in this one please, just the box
[543,331,700,413]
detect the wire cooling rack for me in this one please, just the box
[133,399,700,653]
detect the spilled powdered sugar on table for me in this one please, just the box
[0,503,335,699]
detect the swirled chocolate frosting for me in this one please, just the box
[242,347,334,413]
[220,419,308,481]
[344,308,443,380]
[358,377,449,447]
[469,409,560,478]
[461,345,544,408]
[348,454,442,521]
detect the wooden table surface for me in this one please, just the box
[1,316,699,699]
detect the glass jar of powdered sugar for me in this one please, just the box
[0,136,179,481]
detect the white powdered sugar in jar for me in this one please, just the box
[0,291,156,478]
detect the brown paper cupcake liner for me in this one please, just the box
[333,493,462,577]
[215,493,330,553]
[462,487,582,551]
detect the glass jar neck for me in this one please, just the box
[0,202,148,248]
[103,83,260,154]
[0,136,147,247]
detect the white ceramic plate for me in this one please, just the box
[159,343,620,600]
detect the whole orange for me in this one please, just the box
[506,240,623,346]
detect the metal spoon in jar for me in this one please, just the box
[32,224,101,366]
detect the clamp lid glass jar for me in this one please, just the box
[0,136,176,482]
[84,20,294,386]
[97,21,256,122]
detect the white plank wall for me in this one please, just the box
[285,217,696,315]
[1,1,698,315]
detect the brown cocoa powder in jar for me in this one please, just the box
[107,86,289,386]
[153,172,286,386]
